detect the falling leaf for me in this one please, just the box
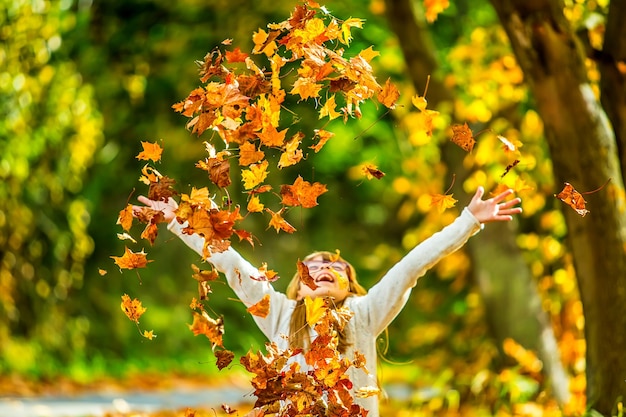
[143,330,157,340]
[242,160,269,190]
[239,142,265,166]
[424,0,450,22]
[116,232,137,243]
[497,135,517,152]
[189,311,224,347]
[191,263,219,282]
[377,78,400,109]
[98,268,108,276]
[555,182,590,217]
[310,129,335,152]
[121,294,147,323]
[266,208,297,233]
[297,260,318,290]
[501,159,520,178]
[280,176,328,208]
[216,350,235,370]
[136,141,163,162]
[304,296,327,327]
[450,123,476,152]
[225,47,249,63]
[247,195,265,213]
[319,95,342,120]
[277,134,304,169]
[362,163,385,180]
[116,205,134,232]
[430,193,457,213]
[111,247,153,271]
[247,294,271,318]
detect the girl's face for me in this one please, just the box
[296,255,351,302]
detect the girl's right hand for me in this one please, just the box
[133,196,178,223]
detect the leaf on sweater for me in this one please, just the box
[247,294,271,318]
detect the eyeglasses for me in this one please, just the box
[303,260,349,273]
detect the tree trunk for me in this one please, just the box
[598,0,626,181]
[489,0,626,414]
[384,0,571,406]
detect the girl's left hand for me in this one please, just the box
[468,186,522,224]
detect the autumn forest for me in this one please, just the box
[2,0,626,416]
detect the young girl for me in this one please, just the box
[135,186,521,416]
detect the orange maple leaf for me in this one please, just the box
[280,176,328,208]
[424,0,450,22]
[266,208,296,233]
[116,204,134,232]
[111,247,153,270]
[430,193,458,213]
[225,47,249,63]
[377,78,400,109]
[450,122,476,152]
[189,311,224,347]
[136,141,163,162]
[247,294,271,318]
[239,142,265,166]
[121,294,147,323]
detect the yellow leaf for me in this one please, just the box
[277,135,303,169]
[142,330,157,340]
[290,77,322,101]
[304,296,327,327]
[358,46,380,63]
[242,160,269,190]
[319,95,341,120]
[340,17,364,45]
[430,193,457,213]
[247,195,265,213]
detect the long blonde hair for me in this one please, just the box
[285,251,367,353]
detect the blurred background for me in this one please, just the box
[2,0,620,414]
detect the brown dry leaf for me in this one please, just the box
[216,349,235,370]
[451,122,476,152]
[555,182,590,217]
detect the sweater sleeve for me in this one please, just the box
[167,219,295,341]
[351,207,482,336]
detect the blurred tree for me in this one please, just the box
[0,0,103,375]
[487,0,626,414]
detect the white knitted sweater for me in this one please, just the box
[168,207,481,416]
